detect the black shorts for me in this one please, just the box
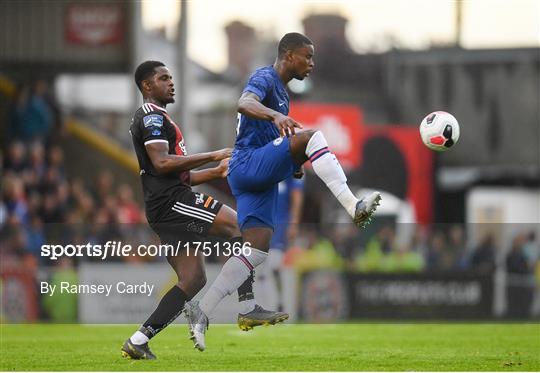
[149,189,223,245]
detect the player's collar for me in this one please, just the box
[142,102,167,113]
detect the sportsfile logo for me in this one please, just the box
[41,241,159,260]
[40,241,252,260]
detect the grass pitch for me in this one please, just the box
[0,323,538,371]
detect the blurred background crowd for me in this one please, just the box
[2,131,537,275]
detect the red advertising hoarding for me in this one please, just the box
[65,3,124,46]
[289,103,363,169]
[290,102,434,224]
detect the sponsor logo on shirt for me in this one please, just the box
[273,137,284,146]
[143,114,164,127]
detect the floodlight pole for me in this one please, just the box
[131,1,144,113]
[455,0,463,47]
[176,0,188,131]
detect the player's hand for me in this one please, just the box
[273,113,303,137]
[216,158,230,178]
[212,148,232,161]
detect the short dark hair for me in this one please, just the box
[134,60,165,91]
[277,33,313,58]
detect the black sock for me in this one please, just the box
[140,285,189,339]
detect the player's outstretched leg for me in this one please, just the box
[183,250,266,349]
[122,253,206,359]
[184,227,275,350]
[290,130,381,228]
[236,270,289,331]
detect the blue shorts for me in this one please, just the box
[228,137,296,230]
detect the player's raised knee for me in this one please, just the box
[297,129,316,143]
[290,129,316,159]
[305,130,329,157]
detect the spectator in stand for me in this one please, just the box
[34,79,64,137]
[39,192,63,223]
[25,213,45,259]
[74,190,96,223]
[39,167,63,195]
[3,175,29,226]
[410,225,429,259]
[426,231,447,270]
[25,142,47,192]
[93,170,114,207]
[470,234,496,274]
[12,80,53,141]
[4,142,27,173]
[522,231,538,268]
[330,224,359,261]
[116,184,142,224]
[506,233,535,318]
[0,220,28,261]
[8,84,31,140]
[29,142,46,177]
[448,225,468,269]
[46,145,65,178]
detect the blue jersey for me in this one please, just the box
[227,66,297,231]
[230,66,289,171]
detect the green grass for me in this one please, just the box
[1,323,539,371]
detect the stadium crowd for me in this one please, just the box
[0,140,155,265]
[1,136,537,276]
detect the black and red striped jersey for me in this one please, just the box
[130,102,191,215]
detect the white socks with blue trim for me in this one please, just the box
[199,248,267,317]
[306,131,358,217]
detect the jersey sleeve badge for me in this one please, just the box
[143,114,164,127]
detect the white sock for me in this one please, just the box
[306,131,358,217]
[130,330,149,345]
[199,249,267,317]
[239,298,256,314]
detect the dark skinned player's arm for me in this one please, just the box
[145,142,230,176]
[238,92,280,121]
[190,159,229,186]
[238,92,302,137]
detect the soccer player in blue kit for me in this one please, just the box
[184,32,381,350]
